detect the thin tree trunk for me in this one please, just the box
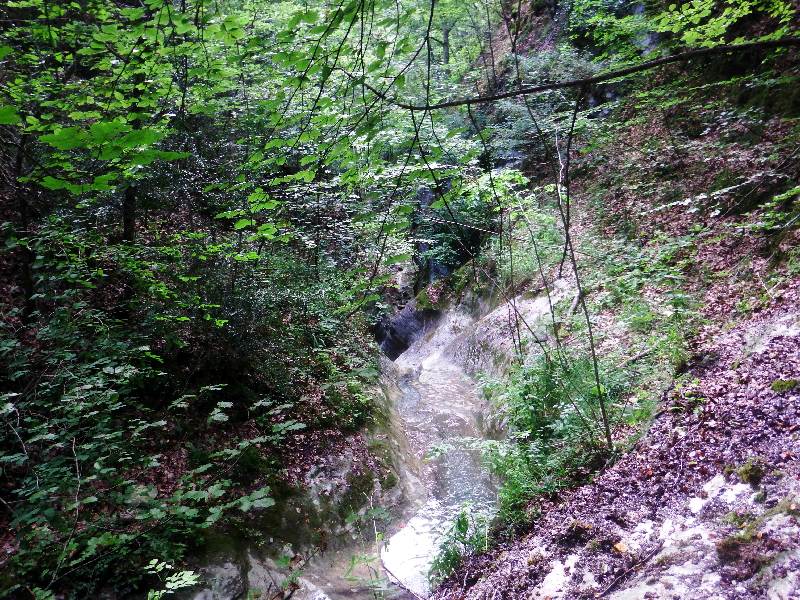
[14,135,35,322]
[442,26,451,68]
[122,183,137,242]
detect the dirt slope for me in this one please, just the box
[433,281,800,598]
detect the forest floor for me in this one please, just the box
[435,284,800,599]
[434,91,800,599]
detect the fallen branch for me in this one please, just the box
[599,541,665,597]
[618,347,655,369]
[344,38,800,111]
[381,561,427,600]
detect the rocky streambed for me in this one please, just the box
[188,281,570,600]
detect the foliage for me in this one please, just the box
[428,505,489,585]
[571,0,654,61]
[478,352,623,523]
[145,559,201,600]
[415,169,531,272]
[0,0,395,593]
[654,0,796,47]
[1,0,797,595]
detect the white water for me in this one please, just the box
[301,283,570,600]
[380,308,497,597]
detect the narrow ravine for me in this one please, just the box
[380,314,498,598]
[372,280,574,599]
[292,280,571,600]
[297,303,498,600]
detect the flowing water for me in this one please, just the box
[295,305,497,600]
[380,314,497,598]
[283,283,570,600]
[189,284,570,599]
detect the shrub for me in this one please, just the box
[429,505,489,586]
[479,351,623,524]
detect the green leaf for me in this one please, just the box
[0,105,19,125]
[394,204,414,215]
[119,128,163,148]
[40,176,69,190]
[40,127,86,150]
[384,253,411,265]
[89,120,129,143]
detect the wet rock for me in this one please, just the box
[444,278,573,376]
[191,561,245,600]
[377,300,440,360]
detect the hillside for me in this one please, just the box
[0,1,798,599]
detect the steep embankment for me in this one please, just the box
[433,32,800,600]
[435,294,800,599]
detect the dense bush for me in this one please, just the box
[0,208,377,596]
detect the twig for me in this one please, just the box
[343,38,800,111]
[599,541,664,597]
[618,347,654,369]
[381,561,427,600]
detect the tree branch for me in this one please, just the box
[347,38,800,111]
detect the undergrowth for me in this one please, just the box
[428,506,489,586]
[479,351,625,525]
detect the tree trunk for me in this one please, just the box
[122,183,136,242]
[14,135,35,322]
[442,26,451,66]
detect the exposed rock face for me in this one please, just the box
[186,364,413,600]
[444,279,572,377]
[190,554,331,600]
[377,299,441,360]
[191,561,245,600]
[433,303,800,600]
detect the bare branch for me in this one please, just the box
[345,38,800,111]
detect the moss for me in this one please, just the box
[450,263,474,297]
[771,379,798,393]
[337,470,377,521]
[737,457,766,487]
[717,496,799,564]
[716,530,757,563]
[654,551,683,568]
[723,510,756,528]
[381,471,399,489]
[365,438,399,490]
[777,496,800,517]
[415,288,434,310]
[584,538,602,552]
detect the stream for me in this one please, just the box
[294,281,570,600]
[192,284,568,600]
[380,315,497,598]
[299,302,503,600]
